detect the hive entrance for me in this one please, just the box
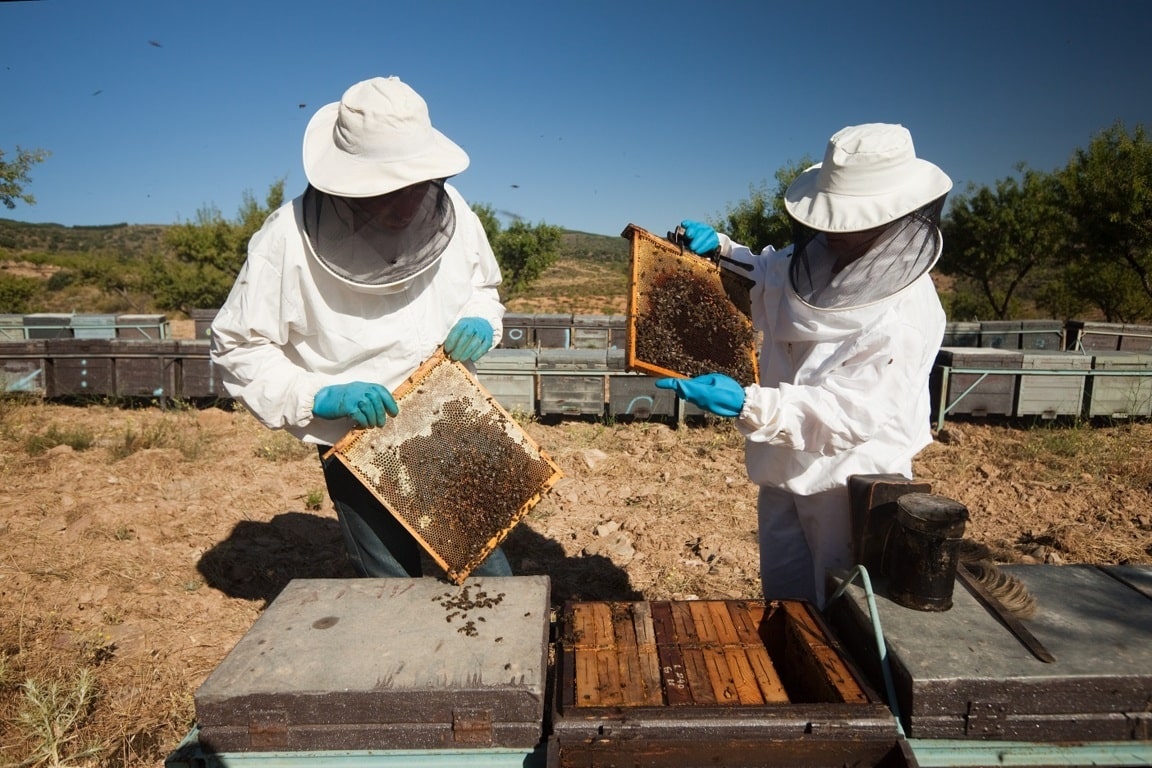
[622,224,758,385]
[328,351,562,584]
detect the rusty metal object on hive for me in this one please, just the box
[621,224,758,385]
[327,350,563,584]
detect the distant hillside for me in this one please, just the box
[0,218,633,315]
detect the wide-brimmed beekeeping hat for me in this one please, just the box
[303,76,469,197]
[784,123,952,233]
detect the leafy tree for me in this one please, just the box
[150,181,284,311]
[712,157,812,252]
[0,273,40,313]
[471,203,561,296]
[939,165,1068,319]
[1059,121,1152,321]
[1,146,50,209]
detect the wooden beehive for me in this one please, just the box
[827,564,1152,742]
[551,599,903,767]
[622,224,758,386]
[327,350,562,584]
[193,576,552,753]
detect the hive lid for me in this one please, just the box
[621,224,758,385]
[328,350,562,584]
[194,576,551,752]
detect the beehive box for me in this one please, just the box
[499,312,536,349]
[193,576,552,753]
[46,339,114,397]
[941,321,980,348]
[827,564,1152,742]
[1066,320,1122,352]
[550,599,905,767]
[571,314,611,350]
[175,339,226,399]
[537,348,606,418]
[24,313,73,340]
[112,340,178,398]
[0,314,25,341]
[328,351,562,585]
[1019,319,1065,351]
[1014,351,1090,418]
[933,347,1023,418]
[115,313,170,340]
[0,340,46,394]
[1120,323,1152,352]
[1087,351,1152,418]
[475,348,538,415]
[979,320,1021,350]
[606,349,676,420]
[534,313,573,349]
[71,313,117,340]
[188,308,218,340]
[622,224,758,386]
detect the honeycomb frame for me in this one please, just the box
[622,224,758,385]
[326,350,563,584]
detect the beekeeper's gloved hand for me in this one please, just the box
[444,317,494,362]
[313,382,399,428]
[655,373,745,418]
[680,220,719,256]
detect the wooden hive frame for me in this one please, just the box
[621,224,758,386]
[326,349,563,584]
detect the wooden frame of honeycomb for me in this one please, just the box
[622,224,759,386]
[326,350,563,584]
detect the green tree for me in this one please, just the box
[1059,121,1152,321]
[150,181,284,311]
[939,165,1068,319]
[713,157,812,252]
[1,146,50,209]
[471,203,561,297]
[0,273,40,313]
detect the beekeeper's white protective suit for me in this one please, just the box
[209,76,511,580]
[665,123,952,606]
[210,182,503,448]
[718,233,945,604]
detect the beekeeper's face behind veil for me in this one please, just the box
[299,77,470,292]
[783,123,953,310]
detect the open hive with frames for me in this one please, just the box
[622,223,758,386]
[327,350,562,584]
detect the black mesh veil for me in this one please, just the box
[302,180,455,288]
[789,197,946,309]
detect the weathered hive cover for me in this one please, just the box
[621,223,758,386]
[827,564,1152,741]
[194,576,552,752]
[327,350,562,584]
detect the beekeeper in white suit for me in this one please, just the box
[211,76,509,579]
[658,123,952,606]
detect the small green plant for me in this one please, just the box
[107,419,207,461]
[304,488,325,511]
[24,424,97,455]
[255,430,312,462]
[13,668,109,768]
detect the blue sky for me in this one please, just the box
[2,1,1151,239]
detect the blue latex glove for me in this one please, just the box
[444,317,494,362]
[655,373,746,418]
[680,219,720,256]
[313,382,399,428]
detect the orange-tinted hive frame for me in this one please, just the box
[622,224,758,386]
[327,350,563,584]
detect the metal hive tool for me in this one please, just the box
[326,350,563,584]
[621,223,758,386]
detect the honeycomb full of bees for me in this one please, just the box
[622,224,758,386]
[327,351,563,584]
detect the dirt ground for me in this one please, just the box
[1,322,1150,767]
